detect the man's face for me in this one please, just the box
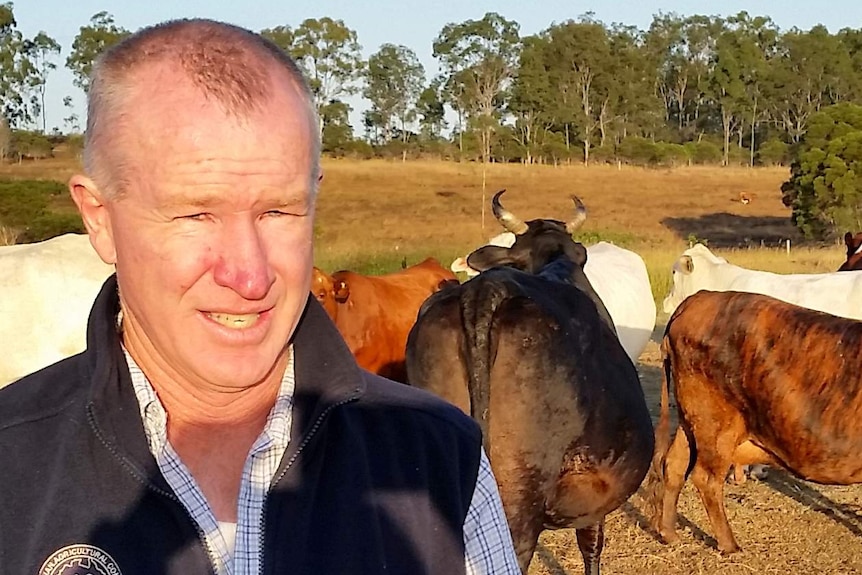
[98,65,316,391]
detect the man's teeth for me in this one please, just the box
[207,312,260,329]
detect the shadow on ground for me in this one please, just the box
[762,471,862,539]
[534,542,571,575]
[662,212,805,248]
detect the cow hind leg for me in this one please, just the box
[730,463,747,485]
[689,441,741,553]
[656,427,691,545]
[576,520,604,575]
[514,531,541,574]
[503,502,544,573]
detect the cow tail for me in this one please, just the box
[643,333,674,524]
[460,279,507,457]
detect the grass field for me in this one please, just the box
[315,160,847,315]
[3,156,859,574]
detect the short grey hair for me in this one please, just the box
[84,18,321,198]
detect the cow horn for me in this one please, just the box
[565,196,587,235]
[492,190,528,235]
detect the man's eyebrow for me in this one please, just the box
[165,192,226,208]
[165,191,309,209]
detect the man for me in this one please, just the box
[0,19,519,575]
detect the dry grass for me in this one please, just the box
[0,224,20,246]
[0,154,80,183]
[3,156,860,573]
[312,159,845,307]
[313,159,794,255]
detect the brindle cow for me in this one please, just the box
[648,290,862,553]
[406,191,654,574]
[312,259,456,382]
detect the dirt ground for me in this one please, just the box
[527,324,862,575]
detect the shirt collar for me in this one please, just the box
[124,346,296,459]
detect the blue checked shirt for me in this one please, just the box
[125,347,520,575]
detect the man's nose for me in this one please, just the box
[212,221,274,300]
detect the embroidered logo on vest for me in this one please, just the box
[39,544,123,575]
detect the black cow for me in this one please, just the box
[405,190,654,575]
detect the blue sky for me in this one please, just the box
[14,0,862,133]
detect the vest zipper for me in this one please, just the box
[258,394,360,575]
[87,405,220,575]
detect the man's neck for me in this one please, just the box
[126,345,287,522]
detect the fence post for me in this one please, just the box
[786,239,791,255]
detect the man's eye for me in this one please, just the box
[181,213,210,221]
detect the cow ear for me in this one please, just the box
[466,245,515,272]
[334,280,350,303]
[680,255,694,274]
[846,231,854,247]
[450,256,470,274]
[563,241,588,267]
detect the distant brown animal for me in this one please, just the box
[407,191,654,574]
[735,191,752,204]
[838,231,862,271]
[312,259,456,382]
[648,290,862,554]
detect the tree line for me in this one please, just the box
[3,4,862,167]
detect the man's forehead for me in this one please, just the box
[121,60,303,124]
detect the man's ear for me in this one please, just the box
[69,174,117,265]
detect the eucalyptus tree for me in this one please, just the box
[433,12,520,163]
[62,95,80,133]
[415,78,447,140]
[709,18,749,165]
[363,43,424,154]
[439,69,472,154]
[837,28,862,102]
[24,31,60,132]
[0,3,39,128]
[0,115,9,159]
[604,23,662,144]
[646,13,687,129]
[545,15,612,165]
[717,12,778,165]
[288,17,365,139]
[320,99,353,153]
[66,12,129,93]
[679,15,724,134]
[508,33,555,163]
[767,25,849,143]
[259,25,293,54]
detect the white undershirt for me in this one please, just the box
[218,522,238,556]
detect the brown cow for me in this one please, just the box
[648,290,862,554]
[312,259,456,382]
[407,191,654,574]
[838,231,862,271]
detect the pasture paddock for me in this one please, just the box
[3,156,860,573]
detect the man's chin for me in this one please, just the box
[193,350,288,390]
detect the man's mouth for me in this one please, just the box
[206,312,261,329]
